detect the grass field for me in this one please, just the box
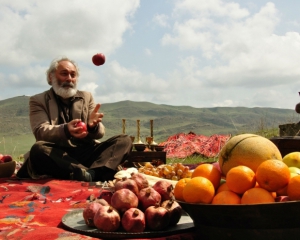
[0,126,278,164]
[0,134,35,160]
[167,155,216,165]
[1,133,218,164]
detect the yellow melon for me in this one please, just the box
[218,134,282,176]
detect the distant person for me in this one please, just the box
[17,57,132,182]
[295,102,300,114]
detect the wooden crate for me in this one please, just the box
[279,123,300,136]
[270,136,300,157]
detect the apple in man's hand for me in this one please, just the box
[75,121,87,133]
[2,155,13,162]
[92,53,105,66]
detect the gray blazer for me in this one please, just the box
[29,88,105,146]
[18,88,106,178]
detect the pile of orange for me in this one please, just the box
[174,159,300,205]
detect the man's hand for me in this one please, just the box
[88,103,104,128]
[68,119,88,139]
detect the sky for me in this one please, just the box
[0,0,300,110]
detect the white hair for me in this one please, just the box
[46,57,80,85]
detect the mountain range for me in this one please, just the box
[1,95,299,144]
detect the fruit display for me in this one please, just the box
[82,175,182,232]
[138,162,192,180]
[174,140,300,205]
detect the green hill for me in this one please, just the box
[0,95,299,158]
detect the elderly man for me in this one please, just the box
[17,57,132,182]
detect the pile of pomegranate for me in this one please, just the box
[82,172,182,232]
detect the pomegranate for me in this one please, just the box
[93,205,120,232]
[95,198,110,206]
[111,189,138,213]
[145,203,170,230]
[121,208,146,233]
[131,172,149,190]
[161,199,182,226]
[137,187,161,211]
[99,191,113,204]
[82,202,103,227]
[114,177,139,195]
[152,180,174,201]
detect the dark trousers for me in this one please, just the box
[17,134,132,181]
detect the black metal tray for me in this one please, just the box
[61,209,195,239]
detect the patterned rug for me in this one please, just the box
[0,177,196,240]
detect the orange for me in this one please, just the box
[216,182,230,194]
[174,178,191,201]
[226,165,256,194]
[271,191,277,198]
[212,190,241,205]
[219,134,282,176]
[287,175,300,200]
[255,181,276,198]
[276,185,288,196]
[276,173,298,196]
[182,176,215,204]
[191,163,221,190]
[256,159,290,192]
[241,188,275,204]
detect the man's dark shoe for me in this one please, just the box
[92,167,117,182]
[72,168,93,182]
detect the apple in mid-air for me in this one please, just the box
[92,53,105,66]
[76,121,87,133]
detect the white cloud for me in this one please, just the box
[0,0,140,65]
[173,0,249,19]
[161,2,300,92]
[144,48,152,56]
[153,14,170,27]
[1,0,300,111]
[80,82,98,96]
[93,60,170,104]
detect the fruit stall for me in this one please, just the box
[78,132,300,239]
[1,131,300,239]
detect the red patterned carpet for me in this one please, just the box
[0,177,196,240]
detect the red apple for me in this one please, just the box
[92,53,106,66]
[2,155,12,162]
[0,154,3,160]
[75,121,87,133]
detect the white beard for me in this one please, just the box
[52,76,77,99]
